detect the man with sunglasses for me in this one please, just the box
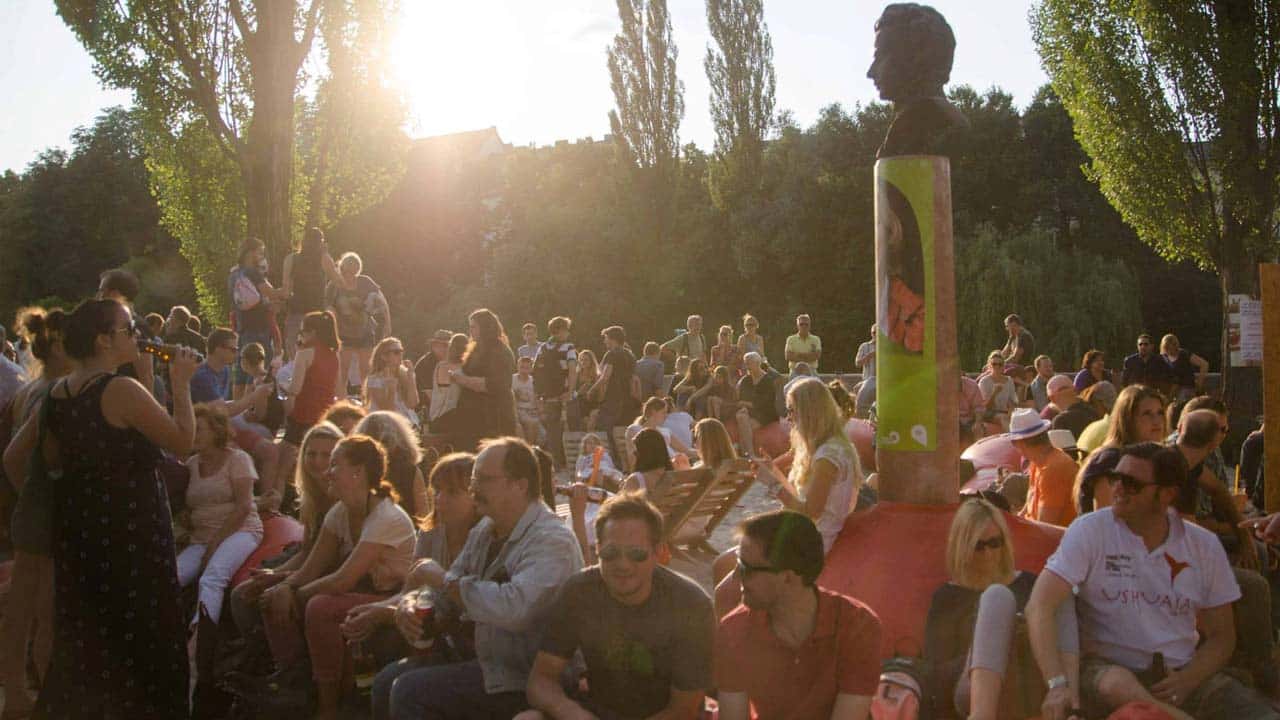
[1121,334,1173,393]
[1026,443,1277,720]
[526,494,715,719]
[1009,408,1078,527]
[715,510,882,720]
[376,436,583,720]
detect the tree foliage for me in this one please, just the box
[705,0,775,160]
[608,0,685,172]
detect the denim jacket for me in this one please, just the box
[444,500,583,694]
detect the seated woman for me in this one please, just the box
[363,337,419,427]
[924,498,1079,720]
[338,453,480,665]
[978,352,1019,434]
[573,432,624,487]
[229,421,341,634]
[354,410,430,521]
[625,396,696,462]
[752,377,863,553]
[621,428,675,494]
[686,364,738,422]
[671,357,710,416]
[249,435,416,720]
[178,404,265,627]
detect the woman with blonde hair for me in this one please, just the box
[736,313,766,361]
[354,410,429,521]
[753,377,863,553]
[710,324,742,376]
[925,498,1079,720]
[573,348,601,431]
[692,417,737,470]
[362,336,419,425]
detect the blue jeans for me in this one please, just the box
[372,657,527,720]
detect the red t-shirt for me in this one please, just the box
[714,587,882,720]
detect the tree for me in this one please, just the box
[1032,0,1280,416]
[608,0,685,172]
[704,0,775,166]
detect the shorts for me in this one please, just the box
[340,333,377,350]
[283,416,313,446]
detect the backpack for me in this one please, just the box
[871,655,930,720]
[532,342,570,397]
[231,268,262,312]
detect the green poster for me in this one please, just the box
[875,157,937,451]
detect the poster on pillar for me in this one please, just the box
[876,157,938,451]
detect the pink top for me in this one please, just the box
[186,448,264,544]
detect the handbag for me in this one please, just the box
[11,385,56,555]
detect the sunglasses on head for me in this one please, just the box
[974,536,1005,552]
[599,544,651,564]
[735,558,784,579]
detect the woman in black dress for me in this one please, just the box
[448,308,516,451]
[6,299,198,718]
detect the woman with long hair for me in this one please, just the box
[4,299,197,718]
[426,333,467,435]
[362,337,419,425]
[687,364,739,422]
[693,417,738,470]
[449,308,516,450]
[178,404,263,626]
[281,227,342,360]
[339,453,481,658]
[354,410,430,520]
[753,377,864,553]
[1161,334,1209,403]
[671,357,711,416]
[925,499,1079,720]
[621,428,675,493]
[252,435,416,719]
[626,396,696,460]
[736,314,766,362]
[0,307,68,716]
[1073,384,1166,514]
[573,348,601,431]
[711,324,742,376]
[1073,349,1109,392]
[228,422,342,636]
[274,310,340,498]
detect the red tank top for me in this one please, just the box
[291,345,338,425]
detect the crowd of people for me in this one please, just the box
[0,231,1277,720]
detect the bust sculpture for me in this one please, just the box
[868,3,969,158]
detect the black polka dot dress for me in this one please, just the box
[35,374,189,719]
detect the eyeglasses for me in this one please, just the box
[1109,472,1156,494]
[599,544,651,563]
[974,536,1005,552]
[735,558,784,579]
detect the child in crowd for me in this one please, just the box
[513,355,542,443]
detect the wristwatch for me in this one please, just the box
[1047,675,1069,690]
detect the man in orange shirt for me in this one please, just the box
[1009,408,1079,526]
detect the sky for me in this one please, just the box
[1,0,1048,174]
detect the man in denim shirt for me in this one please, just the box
[373,436,583,719]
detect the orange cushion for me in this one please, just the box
[230,512,305,587]
[818,502,1064,658]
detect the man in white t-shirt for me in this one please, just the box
[1026,442,1276,720]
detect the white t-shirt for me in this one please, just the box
[186,448,264,544]
[512,373,538,415]
[626,423,677,458]
[321,497,417,592]
[1044,507,1240,669]
[978,375,1018,413]
[663,411,695,451]
[796,437,863,554]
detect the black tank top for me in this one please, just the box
[291,252,326,314]
[1166,350,1195,388]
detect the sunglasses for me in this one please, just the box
[735,558,784,579]
[1109,472,1156,494]
[974,536,1005,552]
[599,544,651,563]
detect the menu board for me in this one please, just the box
[1228,294,1263,367]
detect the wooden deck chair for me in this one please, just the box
[612,426,635,473]
[562,431,587,471]
[671,458,757,558]
[646,468,719,561]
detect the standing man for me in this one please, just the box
[525,494,715,719]
[785,314,822,372]
[532,317,577,469]
[517,323,541,361]
[716,510,881,720]
[1026,443,1277,720]
[1028,355,1054,412]
[1009,408,1078,527]
[1000,314,1035,368]
[661,315,708,365]
[228,238,286,396]
[1121,334,1173,392]
[377,437,584,719]
[97,267,155,397]
[590,325,636,459]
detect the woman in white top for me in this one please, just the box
[625,396,696,460]
[427,333,467,433]
[755,377,864,553]
[257,434,416,719]
[574,432,624,486]
[362,337,419,425]
[178,404,264,625]
[978,352,1018,433]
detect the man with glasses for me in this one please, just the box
[1026,443,1277,720]
[190,327,270,410]
[715,510,882,720]
[375,436,582,720]
[784,314,822,373]
[524,494,715,719]
[1121,334,1173,392]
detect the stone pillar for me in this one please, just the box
[873,155,958,504]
